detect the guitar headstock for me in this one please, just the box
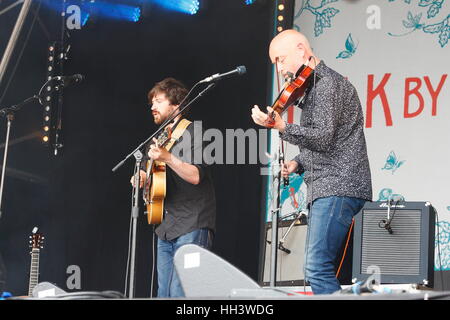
[29,227,44,251]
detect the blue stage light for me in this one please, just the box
[81,12,90,26]
[42,1,141,23]
[245,0,256,5]
[152,0,200,15]
[87,2,141,22]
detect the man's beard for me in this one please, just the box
[153,113,164,125]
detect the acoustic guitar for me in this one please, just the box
[28,227,44,297]
[143,126,173,224]
[142,119,192,224]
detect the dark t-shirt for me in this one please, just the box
[142,120,216,241]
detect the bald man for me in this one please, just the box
[252,30,372,295]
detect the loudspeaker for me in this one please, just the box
[173,244,262,297]
[352,201,435,287]
[260,217,308,286]
[32,282,66,298]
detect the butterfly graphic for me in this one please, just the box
[382,151,406,174]
[336,33,358,59]
[377,188,405,202]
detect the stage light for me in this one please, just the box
[275,0,290,35]
[152,0,200,15]
[85,1,141,22]
[43,42,57,146]
[81,12,90,26]
[244,0,268,7]
[42,0,141,23]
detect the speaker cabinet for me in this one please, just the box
[352,201,435,287]
[260,217,308,286]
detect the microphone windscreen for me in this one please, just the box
[237,66,246,75]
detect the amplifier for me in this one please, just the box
[352,201,435,287]
[260,217,308,287]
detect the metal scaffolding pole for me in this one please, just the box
[0,0,33,87]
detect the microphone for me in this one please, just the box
[265,240,291,254]
[278,242,291,254]
[199,66,246,83]
[54,74,84,87]
[381,195,403,234]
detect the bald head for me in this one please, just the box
[269,30,317,77]
[269,30,311,62]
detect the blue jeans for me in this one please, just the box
[157,228,213,298]
[304,196,366,295]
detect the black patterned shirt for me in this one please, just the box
[279,60,372,204]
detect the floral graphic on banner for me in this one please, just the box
[280,173,307,213]
[336,33,358,59]
[387,0,449,47]
[294,0,341,37]
[436,221,450,270]
[382,151,406,174]
[267,172,306,222]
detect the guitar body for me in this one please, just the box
[146,161,166,224]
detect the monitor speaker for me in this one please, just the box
[352,201,435,287]
[173,244,261,297]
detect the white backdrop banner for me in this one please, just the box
[266,0,449,271]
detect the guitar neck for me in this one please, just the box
[28,249,40,296]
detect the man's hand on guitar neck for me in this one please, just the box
[148,137,172,163]
[148,138,201,185]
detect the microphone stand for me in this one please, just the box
[0,95,39,219]
[0,75,81,219]
[112,82,216,299]
[269,142,288,287]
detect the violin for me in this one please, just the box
[267,58,315,127]
[268,57,315,187]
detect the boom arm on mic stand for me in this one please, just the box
[199,66,246,83]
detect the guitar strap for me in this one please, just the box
[147,118,192,171]
[164,118,192,152]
